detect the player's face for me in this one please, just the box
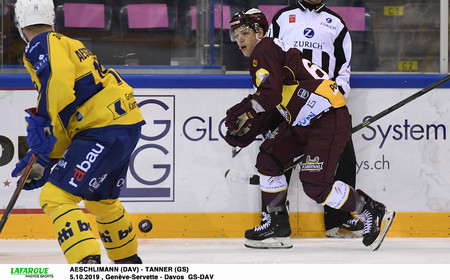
[233,26,259,57]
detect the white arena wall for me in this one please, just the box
[0,74,449,238]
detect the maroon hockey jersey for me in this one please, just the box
[249,37,346,127]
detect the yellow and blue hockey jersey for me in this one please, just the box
[22,31,145,159]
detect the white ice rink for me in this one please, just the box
[0,235,450,264]
[0,237,449,279]
[2,237,449,264]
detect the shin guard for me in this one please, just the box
[85,200,138,261]
[40,183,100,263]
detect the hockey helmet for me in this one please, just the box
[15,0,55,29]
[229,8,268,42]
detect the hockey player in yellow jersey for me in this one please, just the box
[12,0,146,264]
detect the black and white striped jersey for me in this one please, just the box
[267,1,352,97]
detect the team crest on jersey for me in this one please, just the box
[252,59,258,67]
[289,14,296,23]
[301,155,323,171]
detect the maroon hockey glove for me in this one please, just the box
[224,130,259,148]
[225,96,258,135]
[224,117,266,148]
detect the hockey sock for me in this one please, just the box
[262,190,288,213]
[260,169,293,213]
[85,199,138,261]
[355,189,368,213]
[259,173,289,213]
[40,183,101,263]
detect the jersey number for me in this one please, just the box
[302,58,329,80]
[93,60,123,85]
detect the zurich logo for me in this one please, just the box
[326,18,332,23]
[303,28,314,38]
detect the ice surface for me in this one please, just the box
[0,237,449,264]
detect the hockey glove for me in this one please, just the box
[224,118,265,148]
[224,128,259,148]
[11,151,54,190]
[225,96,258,136]
[25,107,57,156]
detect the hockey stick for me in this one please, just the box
[231,147,241,158]
[227,75,450,184]
[282,75,450,173]
[0,153,38,234]
[352,74,450,133]
[224,169,260,184]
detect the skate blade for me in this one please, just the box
[326,228,363,239]
[370,209,396,251]
[244,237,293,249]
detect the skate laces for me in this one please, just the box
[254,212,271,231]
[356,210,372,235]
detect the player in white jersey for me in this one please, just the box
[268,0,351,96]
[267,0,362,238]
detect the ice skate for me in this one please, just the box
[244,211,292,249]
[113,254,142,264]
[79,255,101,264]
[325,217,364,238]
[357,197,395,251]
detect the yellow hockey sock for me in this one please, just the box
[40,183,101,264]
[85,199,138,261]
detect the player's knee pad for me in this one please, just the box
[259,173,287,193]
[40,182,82,215]
[84,199,137,261]
[39,182,100,263]
[321,180,351,209]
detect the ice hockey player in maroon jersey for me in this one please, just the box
[224,8,395,250]
[268,0,362,238]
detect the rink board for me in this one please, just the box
[1,74,450,238]
[0,211,449,239]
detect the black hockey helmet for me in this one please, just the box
[229,8,268,42]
